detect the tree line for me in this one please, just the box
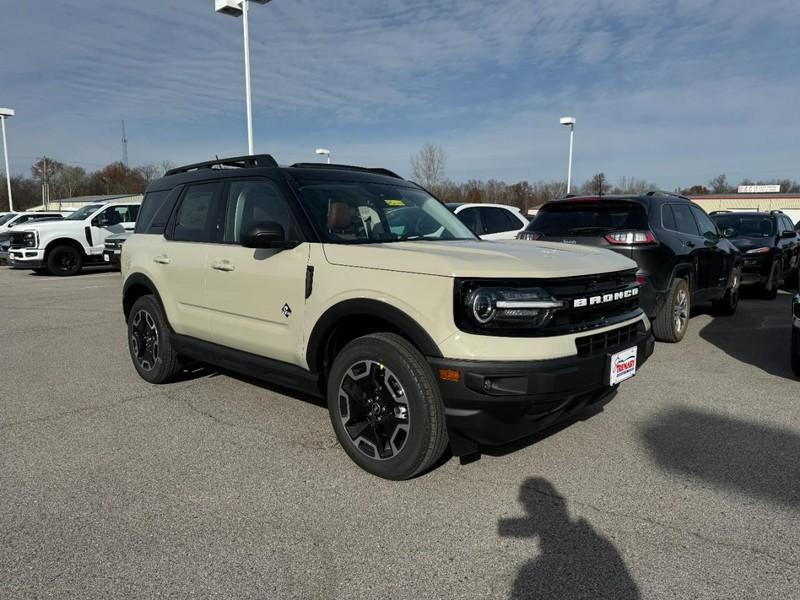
[0,158,175,212]
[410,144,800,213]
[3,145,798,213]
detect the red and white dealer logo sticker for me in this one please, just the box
[609,347,638,385]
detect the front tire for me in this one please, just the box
[46,245,83,276]
[327,332,448,480]
[763,262,779,300]
[712,269,740,316]
[653,278,690,343]
[127,295,181,384]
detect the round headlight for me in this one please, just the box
[470,290,496,323]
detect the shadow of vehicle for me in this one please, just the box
[698,291,794,380]
[640,407,800,509]
[499,477,640,599]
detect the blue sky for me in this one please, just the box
[0,0,798,188]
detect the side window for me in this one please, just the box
[172,183,221,243]
[662,205,677,231]
[223,179,294,244]
[690,206,718,237]
[782,216,794,233]
[481,207,521,234]
[135,191,169,234]
[671,204,700,236]
[457,207,481,235]
[16,215,32,224]
[102,206,134,226]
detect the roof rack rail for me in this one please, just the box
[645,190,691,200]
[289,162,403,179]
[165,154,278,176]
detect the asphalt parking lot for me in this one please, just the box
[1,267,798,599]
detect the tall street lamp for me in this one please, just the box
[315,148,331,164]
[560,116,576,194]
[0,107,14,212]
[215,0,272,155]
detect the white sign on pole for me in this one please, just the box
[737,185,781,193]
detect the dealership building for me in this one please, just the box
[690,188,800,225]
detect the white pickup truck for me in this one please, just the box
[7,200,140,276]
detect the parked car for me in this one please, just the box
[7,201,140,276]
[792,294,800,376]
[102,231,131,269]
[518,192,741,343]
[710,211,799,298]
[447,203,529,240]
[121,155,654,480]
[0,211,70,263]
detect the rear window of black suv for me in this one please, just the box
[529,201,648,236]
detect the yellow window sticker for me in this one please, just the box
[384,199,406,207]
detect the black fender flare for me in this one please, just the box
[122,273,167,323]
[306,299,442,370]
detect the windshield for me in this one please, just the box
[65,204,104,220]
[294,181,476,244]
[711,214,775,238]
[528,201,649,236]
[0,213,18,226]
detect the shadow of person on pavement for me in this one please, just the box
[641,407,800,509]
[498,478,639,600]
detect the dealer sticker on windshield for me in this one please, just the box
[609,346,638,385]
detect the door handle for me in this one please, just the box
[153,255,171,264]
[210,260,236,272]
[685,241,696,248]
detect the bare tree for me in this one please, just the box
[410,143,446,190]
[709,174,733,194]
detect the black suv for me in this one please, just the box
[518,192,741,343]
[710,211,799,299]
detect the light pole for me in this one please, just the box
[215,0,272,155]
[315,148,331,164]
[0,107,14,212]
[560,116,576,194]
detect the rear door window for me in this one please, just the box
[529,201,647,236]
[457,207,481,235]
[171,183,222,243]
[480,207,521,234]
[690,206,718,237]
[668,204,700,236]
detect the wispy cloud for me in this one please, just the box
[0,0,797,186]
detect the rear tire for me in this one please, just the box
[653,278,690,343]
[46,245,83,276]
[327,332,448,480]
[712,269,740,316]
[127,295,181,384]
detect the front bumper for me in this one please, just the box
[429,328,655,447]
[740,255,772,286]
[103,248,122,267]
[7,248,44,269]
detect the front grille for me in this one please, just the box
[576,322,644,356]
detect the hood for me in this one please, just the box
[729,237,773,253]
[17,219,85,233]
[322,239,637,279]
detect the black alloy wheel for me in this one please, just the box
[337,360,411,461]
[127,295,181,384]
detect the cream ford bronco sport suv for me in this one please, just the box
[122,155,654,480]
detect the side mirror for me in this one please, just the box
[781,230,796,239]
[241,221,299,249]
[721,227,736,239]
[703,230,720,243]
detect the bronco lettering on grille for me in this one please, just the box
[573,287,639,308]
